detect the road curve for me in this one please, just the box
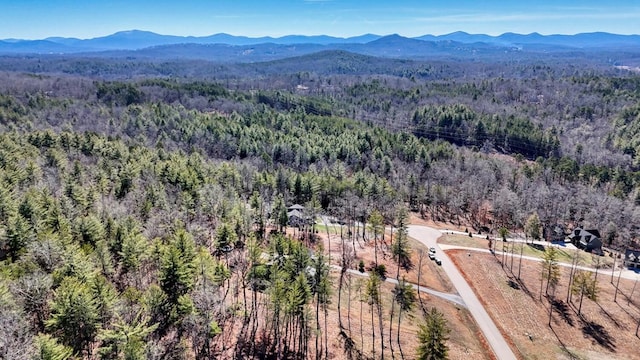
[409,225,518,360]
[330,264,467,308]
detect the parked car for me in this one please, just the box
[429,252,436,260]
[429,247,436,254]
[434,258,442,265]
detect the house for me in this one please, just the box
[287,204,313,227]
[624,249,640,268]
[287,209,307,227]
[545,224,567,242]
[568,228,603,254]
[288,204,305,211]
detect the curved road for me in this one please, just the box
[330,265,467,308]
[409,225,518,360]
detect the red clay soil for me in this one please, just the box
[449,249,640,360]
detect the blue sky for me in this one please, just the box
[1,0,639,39]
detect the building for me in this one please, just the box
[568,228,603,255]
[624,249,640,268]
[545,224,567,242]
[287,204,310,227]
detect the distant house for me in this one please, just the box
[287,209,306,227]
[287,204,312,227]
[568,228,603,254]
[545,224,567,242]
[624,249,640,268]
[288,204,305,211]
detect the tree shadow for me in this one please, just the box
[399,257,414,272]
[551,297,575,327]
[615,286,640,310]
[502,264,536,301]
[528,243,545,252]
[338,329,368,360]
[549,323,581,359]
[516,277,536,301]
[581,319,616,352]
[507,279,520,290]
[615,300,640,323]
[596,301,628,330]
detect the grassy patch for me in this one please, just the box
[439,234,614,268]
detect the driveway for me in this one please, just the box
[409,225,518,360]
[330,264,466,308]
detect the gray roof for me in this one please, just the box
[288,209,304,218]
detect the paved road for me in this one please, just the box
[439,242,639,281]
[409,225,518,360]
[330,265,466,308]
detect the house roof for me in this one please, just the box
[287,209,304,218]
[625,249,640,262]
[288,204,305,211]
[570,228,601,241]
[551,224,566,235]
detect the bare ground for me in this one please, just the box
[449,248,640,360]
[316,217,493,359]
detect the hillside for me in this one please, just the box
[0,49,640,359]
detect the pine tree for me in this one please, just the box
[160,245,195,305]
[33,334,73,360]
[524,212,541,242]
[6,214,34,261]
[97,312,158,360]
[498,227,509,267]
[391,206,412,277]
[365,271,383,359]
[540,246,560,299]
[393,277,416,358]
[46,276,100,357]
[367,209,384,266]
[571,270,598,315]
[416,307,450,360]
[215,222,236,256]
[311,251,331,360]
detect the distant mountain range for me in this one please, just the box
[1,30,639,62]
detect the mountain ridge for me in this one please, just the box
[1,30,640,64]
[2,29,640,52]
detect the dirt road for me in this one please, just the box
[408,225,518,360]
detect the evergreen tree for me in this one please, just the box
[46,276,100,357]
[6,214,34,261]
[416,307,450,360]
[160,245,195,305]
[33,334,73,360]
[571,270,598,315]
[367,209,384,266]
[525,212,541,242]
[272,195,289,233]
[97,312,158,360]
[215,222,237,255]
[540,246,560,299]
[391,206,412,277]
[365,270,383,359]
[393,277,416,358]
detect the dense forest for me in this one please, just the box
[1,51,640,359]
